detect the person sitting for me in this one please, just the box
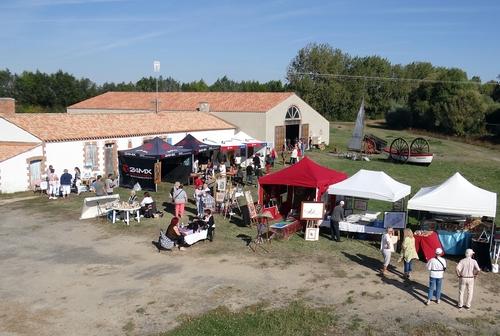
[128,190,138,204]
[166,217,187,251]
[202,209,215,242]
[140,192,156,217]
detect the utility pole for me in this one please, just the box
[153,60,160,113]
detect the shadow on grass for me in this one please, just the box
[343,252,457,306]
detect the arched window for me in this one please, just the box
[285,105,301,120]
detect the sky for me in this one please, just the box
[0,0,499,84]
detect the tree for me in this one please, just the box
[181,79,209,92]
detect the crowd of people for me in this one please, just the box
[380,227,481,309]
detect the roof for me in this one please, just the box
[259,156,348,197]
[120,137,192,158]
[2,111,234,142]
[408,172,497,218]
[174,134,219,153]
[327,169,411,202]
[0,142,41,162]
[68,91,295,113]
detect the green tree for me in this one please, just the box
[181,79,209,92]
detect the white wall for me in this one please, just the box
[44,129,235,177]
[0,118,41,142]
[266,95,330,146]
[0,146,43,193]
[210,112,266,141]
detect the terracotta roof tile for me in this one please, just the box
[69,92,295,112]
[0,142,41,162]
[4,111,234,142]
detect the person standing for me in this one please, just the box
[60,169,73,198]
[400,228,418,279]
[105,173,116,195]
[73,167,81,194]
[330,200,344,242]
[47,167,59,200]
[194,184,205,217]
[426,247,447,305]
[93,175,106,197]
[173,184,188,219]
[290,145,298,164]
[380,227,395,274]
[456,248,480,310]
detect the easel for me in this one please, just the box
[248,212,272,253]
[305,220,320,241]
[223,189,242,219]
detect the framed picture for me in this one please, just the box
[384,211,407,229]
[216,178,226,191]
[305,227,319,241]
[343,197,353,210]
[354,198,368,211]
[215,192,225,203]
[300,201,325,220]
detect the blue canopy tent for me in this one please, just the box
[119,137,193,190]
[175,134,220,167]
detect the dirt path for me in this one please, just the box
[0,208,498,335]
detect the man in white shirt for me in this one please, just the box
[426,247,447,305]
[456,248,481,309]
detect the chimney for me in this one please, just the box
[198,101,210,112]
[0,98,15,116]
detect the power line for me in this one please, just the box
[291,72,499,86]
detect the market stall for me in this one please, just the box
[174,134,220,165]
[232,131,267,162]
[321,169,411,235]
[408,172,497,268]
[118,137,192,191]
[258,157,348,218]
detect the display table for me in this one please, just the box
[414,231,444,261]
[112,203,141,226]
[319,218,385,234]
[270,219,302,240]
[180,228,208,245]
[437,230,472,255]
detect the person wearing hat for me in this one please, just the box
[426,247,447,305]
[330,200,345,242]
[456,248,481,310]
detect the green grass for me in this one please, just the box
[159,302,337,336]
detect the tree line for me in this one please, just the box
[0,70,286,113]
[1,42,499,136]
[287,43,500,136]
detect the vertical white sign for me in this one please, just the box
[153,61,160,72]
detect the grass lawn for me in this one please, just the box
[3,122,500,335]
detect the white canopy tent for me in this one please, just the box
[328,169,411,202]
[232,131,266,145]
[408,172,497,218]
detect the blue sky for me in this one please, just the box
[0,0,499,84]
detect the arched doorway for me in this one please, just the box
[285,105,301,149]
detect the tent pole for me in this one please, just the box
[155,159,159,193]
[490,218,496,255]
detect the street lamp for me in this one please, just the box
[153,60,160,113]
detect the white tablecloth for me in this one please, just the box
[320,220,385,234]
[184,230,208,245]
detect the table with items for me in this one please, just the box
[111,201,141,226]
[179,226,208,245]
[320,212,385,234]
[269,218,302,240]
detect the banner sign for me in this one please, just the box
[245,190,257,219]
[119,155,156,191]
[154,161,162,185]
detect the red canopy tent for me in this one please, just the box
[258,157,348,206]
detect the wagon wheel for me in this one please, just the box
[389,138,409,163]
[363,138,376,154]
[410,137,430,155]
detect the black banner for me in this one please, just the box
[119,155,156,191]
